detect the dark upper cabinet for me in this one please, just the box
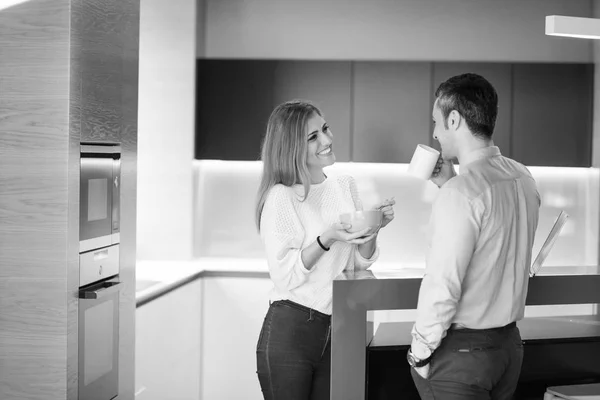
[431,63,513,159]
[196,61,593,166]
[272,61,352,162]
[196,60,276,160]
[352,62,432,163]
[195,60,352,161]
[511,63,593,167]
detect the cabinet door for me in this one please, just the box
[512,64,593,167]
[272,61,352,161]
[135,280,202,400]
[196,60,352,161]
[196,60,277,160]
[202,276,272,400]
[432,63,512,158]
[79,0,131,143]
[352,62,432,163]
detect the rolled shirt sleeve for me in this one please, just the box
[411,187,482,359]
[260,186,310,291]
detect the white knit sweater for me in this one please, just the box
[260,174,379,315]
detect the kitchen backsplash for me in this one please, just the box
[193,160,600,269]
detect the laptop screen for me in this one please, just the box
[530,210,569,277]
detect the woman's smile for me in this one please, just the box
[318,146,332,156]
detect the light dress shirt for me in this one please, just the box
[411,146,540,359]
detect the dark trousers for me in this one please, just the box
[411,323,524,400]
[256,300,332,400]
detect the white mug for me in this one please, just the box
[407,144,440,180]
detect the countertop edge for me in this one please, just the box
[136,269,203,308]
[135,260,270,307]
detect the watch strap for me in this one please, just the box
[408,348,432,368]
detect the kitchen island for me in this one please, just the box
[331,267,600,400]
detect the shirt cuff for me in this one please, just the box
[410,336,433,360]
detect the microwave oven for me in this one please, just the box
[80,143,121,254]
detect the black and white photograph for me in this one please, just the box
[2,0,600,399]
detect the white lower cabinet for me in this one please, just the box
[201,276,272,400]
[135,279,202,400]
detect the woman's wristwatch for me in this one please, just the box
[407,348,432,368]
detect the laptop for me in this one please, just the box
[529,210,569,277]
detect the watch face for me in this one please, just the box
[407,349,431,368]
[407,350,417,367]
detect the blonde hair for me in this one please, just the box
[255,100,323,231]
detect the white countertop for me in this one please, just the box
[136,257,269,279]
[135,257,270,306]
[133,257,411,305]
[135,257,599,306]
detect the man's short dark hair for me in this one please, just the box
[435,73,498,140]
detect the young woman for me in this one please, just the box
[255,100,395,400]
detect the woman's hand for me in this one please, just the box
[373,197,395,229]
[320,223,372,248]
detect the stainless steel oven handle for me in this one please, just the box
[79,281,121,300]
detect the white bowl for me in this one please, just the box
[339,210,383,234]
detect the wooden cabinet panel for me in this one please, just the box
[272,61,352,161]
[512,64,593,167]
[352,62,432,163]
[432,63,512,158]
[79,0,131,143]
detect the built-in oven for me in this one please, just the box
[78,278,121,400]
[80,143,120,253]
[78,143,122,400]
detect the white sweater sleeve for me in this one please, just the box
[347,176,379,269]
[260,186,310,291]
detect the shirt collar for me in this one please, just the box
[460,146,501,167]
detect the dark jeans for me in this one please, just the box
[411,323,524,400]
[256,300,332,400]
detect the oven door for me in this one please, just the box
[78,280,120,400]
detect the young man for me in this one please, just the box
[408,73,541,399]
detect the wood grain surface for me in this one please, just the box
[80,0,124,142]
[68,0,83,398]
[0,0,140,399]
[0,1,71,399]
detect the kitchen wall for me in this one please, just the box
[202,0,593,62]
[197,0,207,57]
[136,0,597,265]
[137,0,198,260]
[189,0,600,267]
[194,160,600,268]
[593,1,600,168]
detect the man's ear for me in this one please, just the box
[449,110,462,130]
